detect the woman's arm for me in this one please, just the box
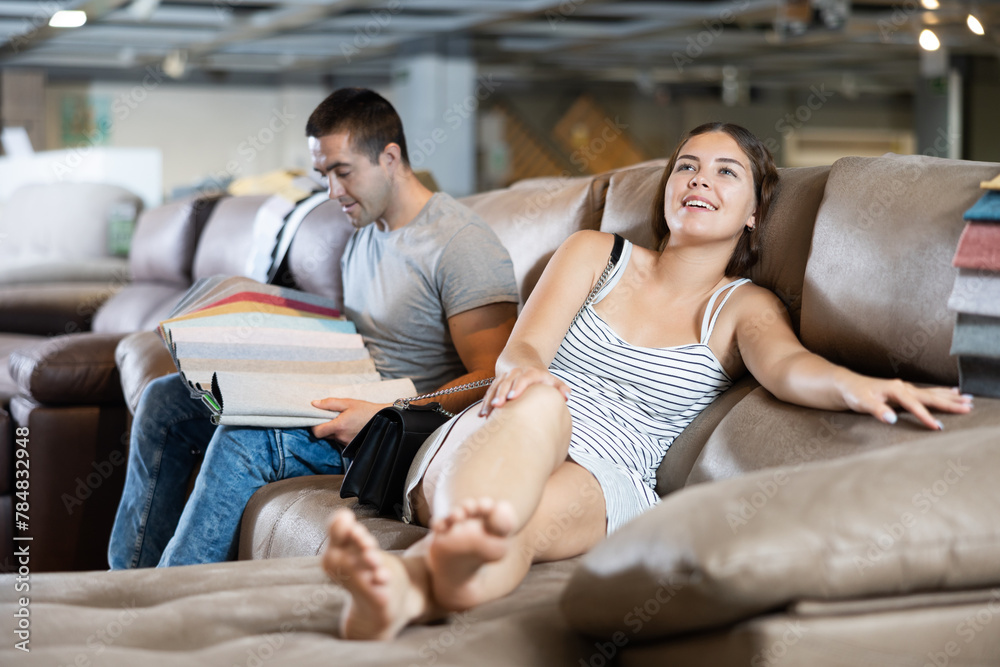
[735,287,973,429]
[480,230,616,416]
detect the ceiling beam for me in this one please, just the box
[0,0,133,61]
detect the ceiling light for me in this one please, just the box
[919,28,941,50]
[163,50,187,78]
[967,14,985,35]
[127,0,161,21]
[48,10,87,28]
[920,0,939,9]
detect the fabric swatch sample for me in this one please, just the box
[958,356,1000,399]
[963,190,1000,221]
[950,313,1000,357]
[948,269,1000,318]
[953,221,1000,271]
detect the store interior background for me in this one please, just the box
[0,0,998,206]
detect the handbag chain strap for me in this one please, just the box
[394,234,625,418]
[572,249,617,325]
[393,377,494,416]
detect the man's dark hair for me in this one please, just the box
[306,88,410,166]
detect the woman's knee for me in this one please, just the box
[497,384,571,438]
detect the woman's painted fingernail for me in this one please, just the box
[962,394,974,401]
[491,397,502,406]
[507,390,516,399]
[883,411,897,425]
[936,420,945,430]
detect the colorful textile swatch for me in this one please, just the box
[963,190,1000,222]
[948,269,1000,318]
[958,356,1000,399]
[159,276,416,427]
[950,313,1000,358]
[952,222,1000,272]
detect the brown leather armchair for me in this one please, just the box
[0,194,219,571]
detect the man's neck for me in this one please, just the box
[378,173,435,232]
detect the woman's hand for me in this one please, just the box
[836,373,973,429]
[479,367,571,418]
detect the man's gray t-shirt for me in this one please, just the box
[340,192,518,393]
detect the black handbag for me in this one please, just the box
[339,382,490,518]
[340,232,625,518]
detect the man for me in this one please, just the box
[109,88,519,568]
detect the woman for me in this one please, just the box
[321,122,973,640]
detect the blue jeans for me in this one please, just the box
[108,373,344,568]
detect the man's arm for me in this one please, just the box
[310,301,517,443]
[417,300,518,414]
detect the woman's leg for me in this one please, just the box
[425,457,606,610]
[322,385,607,639]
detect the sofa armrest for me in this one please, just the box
[562,425,1000,641]
[239,475,428,560]
[0,282,123,336]
[8,333,126,404]
[115,330,177,415]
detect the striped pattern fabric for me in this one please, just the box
[550,240,749,533]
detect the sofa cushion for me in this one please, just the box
[687,387,1000,485]
[800,154,1000,385]
[8,333,126,405]
[284,199,355,308]
[597,160,667,250]
[239,475,428,560]
[747,165,830,332]
[129,195,220,285]
[3,555,587,665]
[462,173,607,304]
[561,426,1000,640]
[192,195,271,281]
[115,330,178,415]
[620,589,1000,667]
[655,375,759,496]
[92,283,189,335]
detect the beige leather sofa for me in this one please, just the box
[2,153,999,665]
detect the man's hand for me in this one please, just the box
[310,398,389,444]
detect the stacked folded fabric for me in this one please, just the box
[948,174,1000,398]
[159,276,416,426]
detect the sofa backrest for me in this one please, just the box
[93,195,223,334]
[284,199,355,309]
[800,153,1000,386]
[192,195,273,281]
[128,195,220,286]
[462,173,608,304]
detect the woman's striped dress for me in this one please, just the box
[549,240,750,534]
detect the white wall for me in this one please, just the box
[46,82,329,199]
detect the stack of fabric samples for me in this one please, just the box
[158,276,416,427]
[948,173,1000,398]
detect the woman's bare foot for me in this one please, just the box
[321,509,428,640]
[427,497,518,610]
